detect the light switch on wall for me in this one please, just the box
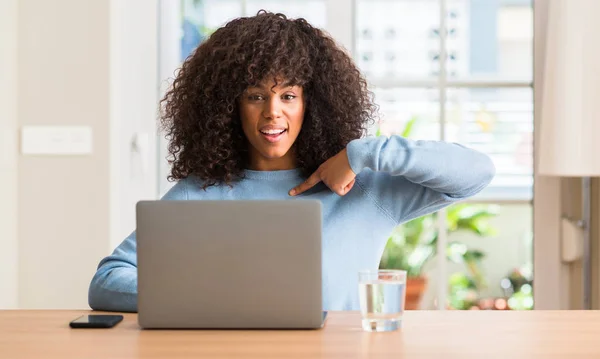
[21,126,93,155]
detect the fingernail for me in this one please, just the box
[289,189,296,196]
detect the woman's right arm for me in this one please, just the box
[88,180,189,312]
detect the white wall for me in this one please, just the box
[17,0,111,309]
[0,0,159,309]
[0,0,19,309]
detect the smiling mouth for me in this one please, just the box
[259,129,287,143]
[260,129,286,135]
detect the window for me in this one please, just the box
[356,0,533,201]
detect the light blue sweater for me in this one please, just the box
[89,135,495,312]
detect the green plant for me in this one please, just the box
[447,272,480,310]
[379,203,498,278]
[502,267,534,310]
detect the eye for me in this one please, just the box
[248,94,265,101]
[282,94,296,101]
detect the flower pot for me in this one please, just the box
[405,276,427,310]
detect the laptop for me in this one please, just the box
[136,199,326,329]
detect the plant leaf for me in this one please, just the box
[401,116,418,138]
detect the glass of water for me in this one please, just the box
[358,269,407,332]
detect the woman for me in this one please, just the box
[89,11,495,312]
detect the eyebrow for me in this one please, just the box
[250,81,298,91]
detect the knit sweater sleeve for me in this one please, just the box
[346,135,496,224]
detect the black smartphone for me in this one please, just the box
[69,314,124,328]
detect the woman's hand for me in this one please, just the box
[289,149,356,196]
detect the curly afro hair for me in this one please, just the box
[160,10,378,188]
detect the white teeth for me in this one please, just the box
[261,129,285,135]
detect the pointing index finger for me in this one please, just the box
[289,171,321,196]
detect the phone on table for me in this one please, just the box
[69,314,124,328]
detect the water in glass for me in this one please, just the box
[358,270,406,332]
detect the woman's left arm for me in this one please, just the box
[291,135,495,224]
[346,135,496,223]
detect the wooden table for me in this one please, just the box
[2,310,600,358]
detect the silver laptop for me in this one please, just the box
[136,199,325,329]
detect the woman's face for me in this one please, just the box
[239,79,305,170]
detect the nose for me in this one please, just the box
[262,96,282,120]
